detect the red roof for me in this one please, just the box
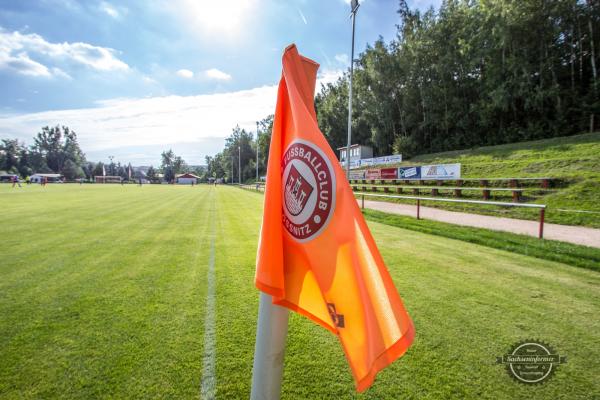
[177,173,200,179]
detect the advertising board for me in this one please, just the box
[398,166,421,179]
[420,163,461,180]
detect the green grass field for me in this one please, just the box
[363,132,600,227]
[1,184,599,399]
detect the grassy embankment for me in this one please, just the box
[355,132,600,227]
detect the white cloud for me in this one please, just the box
[0,51,51,76]
[100,2,120,18]
[0,67,343,164]
[411,0,442,10]
[0,85,277,164]
[317,69,344,87]
[51,67,72,79]
[176,69,194,78]
[204,68,232,81]
[0,28,129,77]
[334,53,349,65]
[142,75,157,84]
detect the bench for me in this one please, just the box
[352,184,525,202]
[351,177,553,189]
[463,177,553,189]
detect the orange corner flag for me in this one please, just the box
[255,44,415,392]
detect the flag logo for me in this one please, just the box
[284,165,313,216]
[282,139,335,242]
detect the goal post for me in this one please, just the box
[95,176,122,184]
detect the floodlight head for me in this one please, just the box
[351,0,359,13]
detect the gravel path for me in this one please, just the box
[360,199,600,248]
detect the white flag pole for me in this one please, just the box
[250,292,289,400]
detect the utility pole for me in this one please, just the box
[256,122,259,182]
[238,146,242,185]
[345,0,359,180]
[231,156,234,184]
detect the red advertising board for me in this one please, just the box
[365,169,381,179]
[380,168,398,180]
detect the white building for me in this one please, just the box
[337,144,373,164]
[176,173,200,185]
[30,173,62,183]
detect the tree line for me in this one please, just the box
[0,125,204,182]
[0,121,276,184]
[315,0,599,157]
[0,126,91,180]
[0,126,143,181]
[204,115,274,183]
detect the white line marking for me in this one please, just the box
[201,213,217,400]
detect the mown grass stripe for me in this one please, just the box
[201,192,217,400]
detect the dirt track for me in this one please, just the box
[360,199,600,248]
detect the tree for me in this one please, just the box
[82,161,96,180]
[313,0,600,158]
[33,125,86,173]
[191,165,206,179]
[173,156,187,176]
[316,77,351,153]
[92,162,105,177]
[146,166,158,182]
[257,115,274,178]
[221,125,257,183]
[0,139,24,173]
[61,159,84,180]
[160,149,187,182]
[160,149,176,182]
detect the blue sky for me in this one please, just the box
[0,0,440,165]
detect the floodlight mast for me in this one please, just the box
[108,155,114,176]
[345,0,359,180]
[238,146,242,185]
[256,122,259,182]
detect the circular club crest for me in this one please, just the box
[282,139,336,242]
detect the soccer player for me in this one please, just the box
[12,175,22,188]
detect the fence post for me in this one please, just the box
[417,199,420,220]
[361,194,364,210]
[539,208,545,239]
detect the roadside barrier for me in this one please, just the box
[237,183,548,239]
[355,192,547,239]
